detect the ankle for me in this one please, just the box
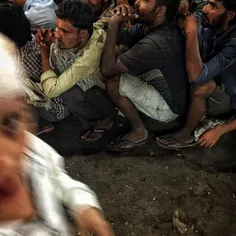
[133,127,147,135]
[180,128,192,137]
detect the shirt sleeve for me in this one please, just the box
[44,141,102,214]
[119,37,164,75]
[27,132,102,215]
[193,38,236,85]
[41,48,101,98]
[54,159,102,214]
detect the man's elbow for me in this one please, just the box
[44,89,57,99]
[187,74,199,84]
[186,63,203,84]
[101,66,113,79]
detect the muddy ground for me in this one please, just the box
[41,115,236,236]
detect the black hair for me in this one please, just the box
[0,2,31,47]
[56,0,95,36]
[222,0,236,11]
[158,0,181,22]
[220,0,236,25]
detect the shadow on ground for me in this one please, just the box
[40,115,236,236]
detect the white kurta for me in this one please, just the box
[0,132,102,236]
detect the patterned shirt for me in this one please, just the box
[16,37,69,121]
[19,37,42,82]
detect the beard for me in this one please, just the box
[202,11,227,29]
[136,10,157,25]
[134,3,158,26]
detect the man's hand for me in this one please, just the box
[178,14,198,33]
[73,207,115,236]
[198,128,221,148]
[35,28,55,47]
[178,0,190,18]
[110,4,138,25]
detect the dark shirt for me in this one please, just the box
[118,23,188,115]
[195,24,236,110]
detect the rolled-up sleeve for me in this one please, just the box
[41,62,89,98]
[41,36,103,98]
[193,38,236,85]
[57,170,102,214]
[47,149,102,214]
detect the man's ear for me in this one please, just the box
[78,29,90,42]
[227,11,236,22]
[156,5,166,17]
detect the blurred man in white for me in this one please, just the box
[0,34,114,236]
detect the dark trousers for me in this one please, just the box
[61,85,117,130]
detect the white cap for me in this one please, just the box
[0,34,25,99]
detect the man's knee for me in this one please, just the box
[191,81,216,98]
[61,86,85,104]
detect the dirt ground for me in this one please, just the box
[65,140,236,236]
[41,115,236,236]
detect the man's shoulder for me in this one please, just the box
[200,24,236,45]
[141,23,183,50]
[147,23,182,41]
[24,131,65,170]
[25,131,58,156]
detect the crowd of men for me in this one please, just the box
[0,0,236,235]
[0,0,236,152]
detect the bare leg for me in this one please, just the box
[158,80,216,147]
[106,77,148,149]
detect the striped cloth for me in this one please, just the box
[15,36,69,121]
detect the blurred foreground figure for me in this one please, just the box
[0,34,114,236]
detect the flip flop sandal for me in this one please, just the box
[82,121,115,142]
[156,136,197,150]
[108,136,148,153]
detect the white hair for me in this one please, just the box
[0,34,25,99]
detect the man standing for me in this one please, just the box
[157,0,236,149]
[99,0,188,152]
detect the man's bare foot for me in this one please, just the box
[82,118,114,142]
[156,129,195,149]
[109,128,148,152]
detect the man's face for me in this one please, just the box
[55,18,81,49]
[202,0,228,27]
[0,98,25,209]
[134,0,159,25]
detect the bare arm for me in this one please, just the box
[101,19,129,79]
[184,15,203,83]
[41,48,52,73]
[214,119,236,136]
[101,4,138,79]
[185,27,203,83]
[199,119,236,147]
